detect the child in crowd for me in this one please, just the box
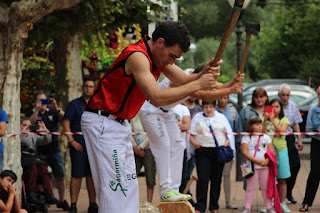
[263,98,291,213]
[0,170,27,213]
[241,116,274,213]
[190,100,233,213]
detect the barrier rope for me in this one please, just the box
[1,131,320,138]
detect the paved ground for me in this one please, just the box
[46,143,320,213]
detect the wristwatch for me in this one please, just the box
[56,108,61,113]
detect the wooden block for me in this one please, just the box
[157,201,195,213]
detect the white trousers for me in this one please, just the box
[81,112,139,213]
[139,110,185,195]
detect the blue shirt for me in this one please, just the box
[63,97,86,147]
[0,109,9,153]
[309,105,320,140]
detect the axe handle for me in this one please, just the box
[210,1,244,67]
[183,175,198,194]
[239,33,251,73]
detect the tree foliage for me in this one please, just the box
[252,3,320,85]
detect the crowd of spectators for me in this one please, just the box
[0,80,319,213]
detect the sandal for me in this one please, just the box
[299,204,309,212]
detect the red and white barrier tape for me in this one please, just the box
[1,131,320,138]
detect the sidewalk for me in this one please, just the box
[48,144,319,212]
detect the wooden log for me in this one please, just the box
[157,201,195,213]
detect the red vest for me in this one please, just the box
[87,36,163,120]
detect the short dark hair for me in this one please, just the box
[202,100,217,107]
[246,116,262,133]
[193,64,205,74]
[0,170,17,182]
[269,98,285,119]
[152,21,190,52]
[83,77,95,86]
[20,117,31,124]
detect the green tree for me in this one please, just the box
[253,3,320,85]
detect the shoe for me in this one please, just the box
[44,191,59,204]
[28,193,44,205]
[160,190,183,202]
[267,209,276,213]
[242,209,251,213]
[287,196,297,204]
[211,210,219,213]
[260,206,267,213]
[57,200,71,211]
[88,203,98,213]
[175,192,192,201]
[281,201,291,213]
[69,205,77,213]
[226,202,238,209]
[299,204,309,212]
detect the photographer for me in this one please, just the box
[26,92,69,210]
[20,118,59,205]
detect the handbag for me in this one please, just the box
[209,125,234,163]
[240,135,261,179]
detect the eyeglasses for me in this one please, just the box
[84,85,94,89]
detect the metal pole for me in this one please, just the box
[235,12,244,182]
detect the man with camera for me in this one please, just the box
[26,92,70,211]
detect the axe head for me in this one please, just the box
[245,23,260,37]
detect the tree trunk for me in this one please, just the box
[0,0,80,198]
[54,31,83,185]
[0,26,25,193]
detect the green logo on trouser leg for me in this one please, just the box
[109,180,128,197]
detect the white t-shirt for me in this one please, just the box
[190,111,234,149]
[241,134,272,169]
[172,104,191,149]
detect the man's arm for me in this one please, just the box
[293,123,303,151]
[62,119,83,152]
[127,52,215,107]
[162,58,222,86]
[49,98,65,121]
[191,83,242,101]
[0,122,7,137]
[12,193,22,213]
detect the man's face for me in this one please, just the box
[278,88,290,106]
[154,39,184,67]
[82,80,95,98]
[20,120,31,131]
[0,176,15,192]
[36,93,48,111]
[218,96,228,108]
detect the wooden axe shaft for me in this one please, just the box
[210,2,244,67]
[183,175,198,194]
[239,33,252,74]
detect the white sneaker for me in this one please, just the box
[175,192,192,201]
[160,190,183,202]
[242,209,251,213]
[281,202,291,213]
[267,209,276,213]
[260,207,267,213]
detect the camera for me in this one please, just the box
[29,124,40,132]
[40,99,51,105]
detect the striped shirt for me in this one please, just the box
[283,100,302,133]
